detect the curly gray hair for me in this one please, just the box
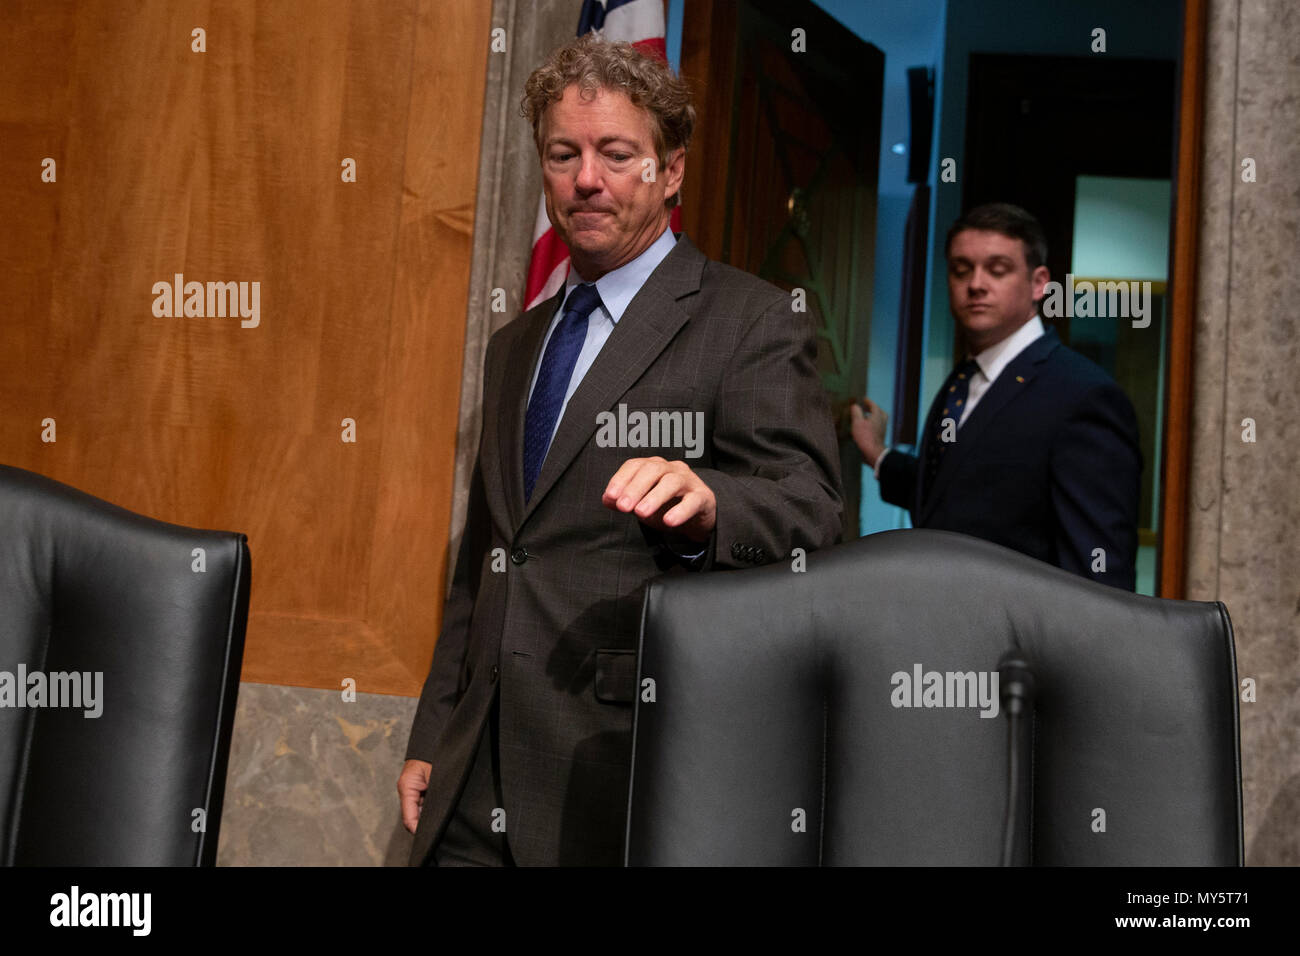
[521,33,695,208]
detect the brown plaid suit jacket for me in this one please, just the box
[406,233,843,866]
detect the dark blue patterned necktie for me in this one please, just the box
[922,358,980,503]
[523,283,603,502]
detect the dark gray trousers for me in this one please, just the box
[431,687,514,867]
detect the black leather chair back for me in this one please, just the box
[627,530,1242,865]
[0,465,249,865]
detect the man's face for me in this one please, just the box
[540,84,684,280]
[946,229,1050,352]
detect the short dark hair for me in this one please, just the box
[945,202,1048,272]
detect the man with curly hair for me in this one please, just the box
[399,33,843,866]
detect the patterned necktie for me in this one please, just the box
[922,358,980,503]
[523,283,603,502]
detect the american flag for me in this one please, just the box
[522,0,679,310]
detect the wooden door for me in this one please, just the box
[680,0,885,538]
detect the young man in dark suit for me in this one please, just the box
[397,34,843,866]
[851,203,1141,590]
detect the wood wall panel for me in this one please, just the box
[1159,0,1206,599]
[0,0,492,696]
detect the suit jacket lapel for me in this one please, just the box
[497,290,564,531]
[919,328,1061,524]
[520,234,705,525]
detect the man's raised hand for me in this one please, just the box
[603,456,716,543]
[850,397,889,468]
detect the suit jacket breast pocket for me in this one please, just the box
[594,648,638,704]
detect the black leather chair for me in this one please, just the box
[0,464,250,865]
[626,529,1242,865]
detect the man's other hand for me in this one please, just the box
[398,759,432,834]
[850,398,889,467]
[603,457,716,543]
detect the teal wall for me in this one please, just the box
[1072,176,1173,280]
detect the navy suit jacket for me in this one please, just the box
[879,328,1142,590]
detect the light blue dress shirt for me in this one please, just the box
[526,226,678,448]
[524,227,702,560]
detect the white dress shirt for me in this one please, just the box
[874,314,1045,476]
[957,314,1044,427]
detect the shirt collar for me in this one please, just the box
[560,226,678,324]
[971,314,1045,382]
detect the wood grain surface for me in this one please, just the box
[0,0,492,696]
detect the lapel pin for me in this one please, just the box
[1015,375,1025,383]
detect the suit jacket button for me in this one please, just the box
[755,547,766,562]
[489,664,499,682]
[731,542,743,558]
[511,547,527,565]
